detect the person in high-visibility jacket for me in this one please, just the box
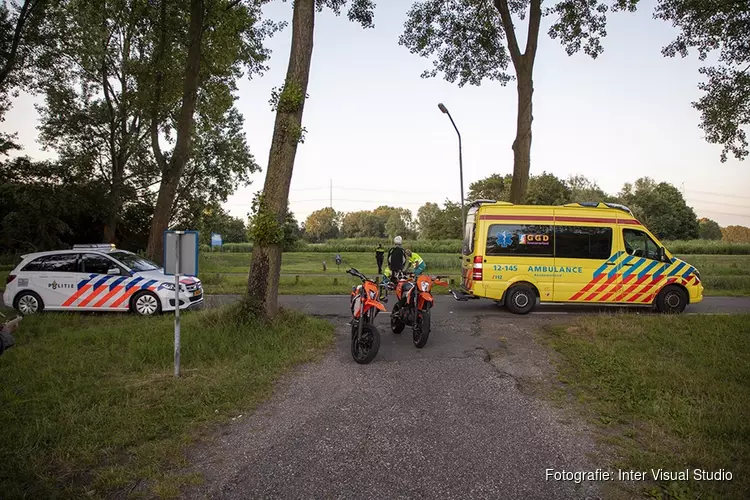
[405,249,426,276]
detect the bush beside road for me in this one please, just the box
[540,314,750,500]
[0,303,334,499]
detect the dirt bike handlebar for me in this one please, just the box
[346,268,367,282]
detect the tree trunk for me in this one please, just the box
[247,0,315,319]
[495,0,541,204]
[103,165,123,243]
[509,65,533,203]
[145,0,204,263]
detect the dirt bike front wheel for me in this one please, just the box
[351,322,381,364]
[413,305,431,348]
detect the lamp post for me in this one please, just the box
[438,103,464,224]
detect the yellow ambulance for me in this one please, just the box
[452,200,703,314]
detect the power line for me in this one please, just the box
[688,198,750,210]
[687,189,750,200]
[697,209,750,219]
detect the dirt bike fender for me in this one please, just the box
[365,299,386,312]
[419,292,433,303]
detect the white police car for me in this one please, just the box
[3,244,203,316]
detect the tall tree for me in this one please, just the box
[145,0,277,262]
[566,174,609,201]
[698,217,722,240]
[617,177,699,240]
[303,206,341,242]
[246,0,375,318]
[655,0,750,162]
[467,173,512,201]
[36,0,155,243]
[400,0,638,202]
[524,172,572,205]
[0,0,49,153]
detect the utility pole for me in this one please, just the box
[330,179,332,208]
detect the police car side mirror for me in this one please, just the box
[107,268,120,275]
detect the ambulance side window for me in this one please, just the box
[555,226,613,259]
[623,229,660,260]
[485,224,553,256]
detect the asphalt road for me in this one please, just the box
[177,293,750,500]
[205,294,750,316]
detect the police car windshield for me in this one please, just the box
[111,251,159,272]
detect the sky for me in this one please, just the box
[3,0,749,228]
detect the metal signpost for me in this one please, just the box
[163,230,199,377]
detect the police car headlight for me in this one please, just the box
[420,281,429,292]
[161,283,186,292]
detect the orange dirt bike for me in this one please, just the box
[347,268,388,364]
[389,271,449,348]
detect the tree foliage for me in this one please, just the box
[618,177,699,240]
[655,0,750,162]
[698,217,723,240]
[304,207,341,242]
[0,0,50,153]
[399,0,637,202]
[721,225,750,243]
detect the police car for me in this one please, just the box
[3,244,203,316]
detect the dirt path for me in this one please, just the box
[176,299,605,499]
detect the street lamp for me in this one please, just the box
[438,103,464,224]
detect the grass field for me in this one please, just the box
[199,252,750,296]
[1,253,748,298]
[0,303,334,499]
[202,239,750,255]
[540,314,750,500]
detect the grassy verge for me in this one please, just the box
[0,303,334,499]
[2,254,748,297]
[199,273,459,296]
[200,239,750,255]
[540,314,750,500]
[199,251,463,274]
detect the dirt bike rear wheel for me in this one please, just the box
[390,303,406,334]
[351,321,380,364]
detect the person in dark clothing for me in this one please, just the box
[387,236,407,276]
[375,243,385,275]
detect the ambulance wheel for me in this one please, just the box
[14,291,44,315]
[655,285,687,314]
[505,284,536,315]
[131,291,162,316]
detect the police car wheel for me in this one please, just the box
[132,291,161,316]
[14,291,44,315]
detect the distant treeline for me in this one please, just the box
[202,239,750,256]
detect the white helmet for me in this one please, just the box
[393,236,403,245]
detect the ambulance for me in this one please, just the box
[3,244,203,316]
[452,201,703,314]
